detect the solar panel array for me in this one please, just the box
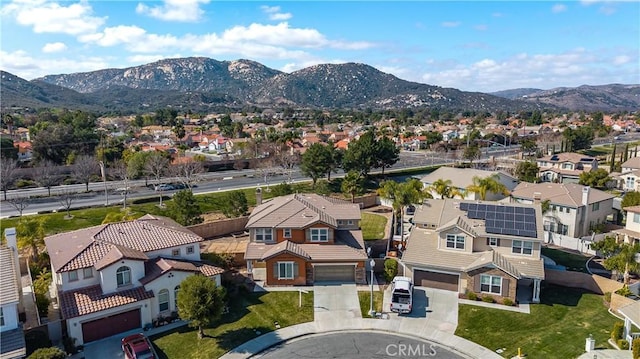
[458,202,538,238]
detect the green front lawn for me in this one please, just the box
[152,291,313,359]
[361,212,388,241]
[542,247,590,272]
[358,291,385,317]
[456,285,620,358]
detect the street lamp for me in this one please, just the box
[99,161,108,206]
[368,258,376,317]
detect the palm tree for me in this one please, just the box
[604,243,640,285]
[17,217,46,260]
[466,174,509,200]
[428,178,465,199]
[378,178,427,248]
[341,170,364,203]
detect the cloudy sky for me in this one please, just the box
[1,0,638,92]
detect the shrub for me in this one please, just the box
[502,298,514,306]
[632,338,640,359]
[604,291,612,303]
[131,196,170,205]
[466,292,478,301]
[383,259,398,282]
[612,322,624,341]
[16,179,36,188]
[616,286,633,297]
[27,347,66,359]
[618,339,630,350]
[482,296,495,303]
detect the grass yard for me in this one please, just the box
[456,285,620,359]
[358,291,385,317]
[361,212,388,241]
[151,291,313,359]
[542,247,590,272]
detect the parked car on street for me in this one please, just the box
[121,333,156,359]
[154,184,175,191]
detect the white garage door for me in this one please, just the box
[314,265,355,282]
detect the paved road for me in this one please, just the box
[254,332,466,359]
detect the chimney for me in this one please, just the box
[256,187,262,206]
[581,186,590,206]
[533,192,542,204]
[4,228,24,312]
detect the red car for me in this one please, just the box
[121,333,156,359]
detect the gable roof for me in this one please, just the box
[46,215,203,272]
[59,285,154,319]
[511,182,614,207]
[538,152,596,164]
[420,167,518,191]
[246,193,361,229]
[622,156,640,169]
[0,246,20,305]
[139,257,225,285]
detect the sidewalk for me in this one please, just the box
[459,298,531,314]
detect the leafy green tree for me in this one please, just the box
[169,190,203,226]
[429,178,462,199]
[423,131,443,147]
[342,131,378,177]
[579,168,611,189]
[466,174,509,200]
[375,136,400,175]
[221,190,248,218]
[27,347,66,359]
[17,217,46,261]
[325,143,343,181]
[462,145,481,165]
[622,191,640,209]
[562,126,594,151]
[176,274,226,339]
[271,182,293,197]
[591,240,640,284]
[0,136,18,159]
[514,161,540,182]
[520,139,538,158]
[341,170,364,203]
[300,143,331,188]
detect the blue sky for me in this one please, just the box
[1,0,638,92]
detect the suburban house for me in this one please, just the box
[509,183,615,239]
[617,157,640,191]
[401,199,545,303]
[537,152,598,183]
[421,167,519,201]
[44,215,224,345]
[612,205,640,246]
[1,228,26,359]
[617,301,640,347]
[244,193,368,285]
[621,156,640,173]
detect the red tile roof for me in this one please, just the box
[59,285,154,319]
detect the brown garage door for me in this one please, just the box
[414,270,459,291]
[81,309,141,343]
[314,265,355,282]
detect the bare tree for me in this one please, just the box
[57,190,76,218]
[274,146,301,183]
[171,156,205,189]
[72,154,100,192]
[0,157,19,200]
[145,152,170,207]
[254,156,276,189]
[37,160,61,196]
[111,159,132,210]
[7,196,30,216]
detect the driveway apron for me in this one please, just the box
[313,282,362,321]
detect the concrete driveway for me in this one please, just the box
[313,282,361,321]
[384,286,458,334]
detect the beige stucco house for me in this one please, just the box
[537,152,598,184]
[612,205,640,245]
[420,167,519,201]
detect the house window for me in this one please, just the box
[283,228,291,238]
[592,202,600,211]
[446,234,465,249]
[278,262,295,280]
[83,268,93,279]
[627,177,634,188]
[488,238,499,247]
[347,220,354,225]
[512,240,533,255]
[68,270,78,282]
[0,307,3,326]
[116,266,131,287]
[337,220,343,225]
[480,274,502,294]
[158,289,169,312]
[565,207,570,213]
[255,228,273,242]
[310,228,329,242]
[562,163,573,170]
[172,248,180,256]
[634,213,640,224]
[174,285,180,309]
[186,246,194,254]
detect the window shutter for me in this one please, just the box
[502,278,510,297]
[306,228,310,241]
[486,238,490,245]
[497,238,501,246]
[328,229,333,241]
[293,262,299,277]
[473,275,481,292]
[273,263,278,279]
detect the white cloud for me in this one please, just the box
[613,55,631,65]
[1,0,106,35]
[441,21,461,28]
[127,54,183,64]
[42,42,67,53]
[260,5,292,21]
[281,58,347,73]
[552,4,568,13]
[0,49,109,79]
[474,24,488,31]
[79,25,147,47]
[136,0,209,22]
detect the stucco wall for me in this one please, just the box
[187,216,249,239]
[60,268,101,291]
[146,243,201,261]
[265,254,307,286]
[544,269,623,294]
[99,259,146,294]
[465,267,517,301]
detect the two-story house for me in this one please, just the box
[421,167,519,201]
[509,182,615,239]
[402,199,545,303]
[1,229,26,359]
[618,157,640,191]
[44,215,224,345]
[244,193,368,285]
[537,152,598,183]
[612,205,640,246]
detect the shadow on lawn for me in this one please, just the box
[215,325,275,352]
[539,283,591,307]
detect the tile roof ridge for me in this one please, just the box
[492,250,521,279]
[294,193,337,226]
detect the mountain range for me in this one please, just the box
[2,57,638,113]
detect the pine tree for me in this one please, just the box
[610,143,616,172]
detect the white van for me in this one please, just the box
[390,276,413,314]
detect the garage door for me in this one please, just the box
[314,265,355,282]
[414,270,459,291]
[81,309,141,343]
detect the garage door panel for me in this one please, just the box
[414,270,459,291]
[81,309,141,343]
[314,265,355,282]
